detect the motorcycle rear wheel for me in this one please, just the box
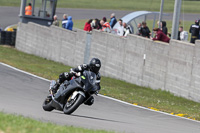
[42,97,54,111]
[63,93,84,115]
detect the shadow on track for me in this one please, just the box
[52,111,130,124]
[71,114,130,124]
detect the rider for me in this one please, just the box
[50,58,101,95]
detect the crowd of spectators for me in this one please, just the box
[82,14,133,37]
[52,12,200,44]
[52,13,132,37]
[136,21,170,43]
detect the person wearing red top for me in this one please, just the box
[83,19,93,32]
[151,28,170,43]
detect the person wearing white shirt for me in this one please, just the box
[117,19,124,36]
[178,26,188,42]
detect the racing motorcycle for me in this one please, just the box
[42,70,99,114]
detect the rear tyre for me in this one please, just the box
[63,93,85,115]
[42,97,54,111]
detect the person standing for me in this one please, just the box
[62,14,68,28]
[178,26,188,41]
[123,22,132,37]
[117,19,124,36]
[140,21,151,38]
[91,18,101,30]
[136,23,142,36]
[84,19,93,32]
[161,21,168,35]
[109,13,117,29]
[65,16,73,31]
[100,19,111,32]
[25,3,32,16]
[52,15,59,27]
[189,20,200,43]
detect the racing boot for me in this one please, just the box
[84,96,94,106]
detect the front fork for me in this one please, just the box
[49,80,57,95]
[71,91,86,100]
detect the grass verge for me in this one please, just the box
[0,45,200,121]
[0,112,113,133]
[1,0,200,13]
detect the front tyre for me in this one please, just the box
[63,94,85,115]
[42,97,54,111]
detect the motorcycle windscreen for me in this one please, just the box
[82,71,97,92]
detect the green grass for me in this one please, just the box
[73,19,87,30]
[1,0,200,13]
[0,46,200,121]
[0,112,113,133]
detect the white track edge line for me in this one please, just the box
[0,62,199,123]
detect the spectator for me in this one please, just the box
[177,26,182,40]
[100,19,111,32]
[52,15,59,27]
[65,16,73,31]
[136,23,142,36]
[102,17,107,23]
[151,28,170,43]
[117,19,124,36]
[84,19,93,32]
[161,21,168,35]
[62,14,68,28]
[189,20,200,43]
[109,13,117,29]
[123,22,132,37]
[141,21,151,38]
[157,21,161,28]
[91,18,101,30]
[25,3,32,16]
[178,26,188,41]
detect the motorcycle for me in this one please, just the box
[42,70,99,114]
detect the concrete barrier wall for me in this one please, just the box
[142,39,169,90]
[16,22,200,102]
[166,40,195,98]
[16,22,86,67]
[191,41,200,100]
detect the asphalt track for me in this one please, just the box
[0,6,200,29]
[0,62,200,133]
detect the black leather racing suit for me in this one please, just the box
[52,64,101,93]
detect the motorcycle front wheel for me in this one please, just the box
[63,92,85,115]
[42,97,54,111]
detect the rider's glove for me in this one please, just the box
[70,68,76,74]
